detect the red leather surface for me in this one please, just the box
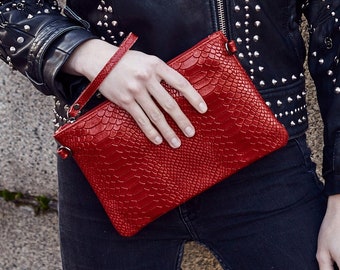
[54,31,288,237]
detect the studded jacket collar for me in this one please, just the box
[0,0,339,194]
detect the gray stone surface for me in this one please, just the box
[0,66,57,197]
[0,19,323,270]
[0,200,61,270]
[0,64,60,269]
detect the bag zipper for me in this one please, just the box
[215,0,233,38]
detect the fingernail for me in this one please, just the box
[185,126,195,137]
[154,136,163,145]
[199,102,208,113]
[171,137,181,148]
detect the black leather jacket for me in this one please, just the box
[0,0,339,194]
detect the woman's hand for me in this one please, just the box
[317,194,340,270]
[62,38,207,148]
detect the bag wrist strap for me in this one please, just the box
[68,33,138,119]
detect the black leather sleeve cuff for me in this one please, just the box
[324,174,340,196]
[42,28,96,99]
[323,132,340,196]
[0,1,96,96]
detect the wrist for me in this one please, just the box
[62,39,118,80]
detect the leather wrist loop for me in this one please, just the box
[68,33,138,119]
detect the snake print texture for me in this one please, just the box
[54,31,289,237]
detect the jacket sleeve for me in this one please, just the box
[302,0,340,195]
[0,0,97,100]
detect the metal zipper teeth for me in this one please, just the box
[216,0,227,35]
[215,0,234,39]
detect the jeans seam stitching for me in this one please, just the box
[175,240,187,270]
[178,205,199,240]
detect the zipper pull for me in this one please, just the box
[57,146,72,159]
[225,40,237,54]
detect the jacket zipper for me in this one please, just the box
[215,0,233,38]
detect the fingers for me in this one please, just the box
[99,50,207,148]
[332,257,340,270]
[145,79,196,136]
[155,59,208,114]
[126,79,196,148]
[124,102,164,146]
[134,93,182,148]
[317,249,338,270]
[316,247,340,270]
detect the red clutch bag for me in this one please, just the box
[54,32,288,237]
